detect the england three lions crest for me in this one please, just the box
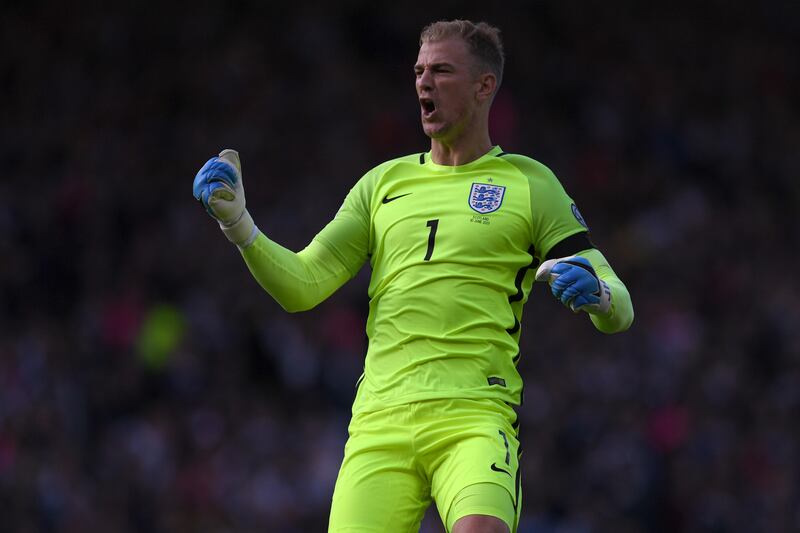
[469,182,506,214]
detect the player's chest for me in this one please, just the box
[372,173,530,259]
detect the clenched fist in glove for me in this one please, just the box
[193,149,258,247]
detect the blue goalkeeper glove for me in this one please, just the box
[535,255,611,314]
[193,149,258,247]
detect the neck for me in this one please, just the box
[429,114,493,166]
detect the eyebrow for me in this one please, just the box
[414,62,455,71]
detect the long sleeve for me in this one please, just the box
[238,169,373,312]
[239,233,356,312]
[577,248,634,334]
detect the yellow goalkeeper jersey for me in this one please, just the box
[309,146,589,414]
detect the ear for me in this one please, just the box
[475,72,497,103]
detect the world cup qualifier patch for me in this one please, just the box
[571,203,589,229]
[469,183,506,214]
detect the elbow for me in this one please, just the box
[278,297,321,314]
[284,305,314,314]
[259,282,324,313]
[280,303,304,314]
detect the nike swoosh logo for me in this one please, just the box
[490,463,511,476]
[382,193,412,204]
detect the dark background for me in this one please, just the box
[1,1,798,531]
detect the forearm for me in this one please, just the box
[240,233,353,312]
[577,248,634,334]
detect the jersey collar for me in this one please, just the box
[423,146,504,172]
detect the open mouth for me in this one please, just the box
[420,98,436,116]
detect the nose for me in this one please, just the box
[417,68,433,92]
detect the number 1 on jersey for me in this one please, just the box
[424,219,439,261]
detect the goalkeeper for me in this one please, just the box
[193,20,633,533]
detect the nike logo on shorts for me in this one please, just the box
[490,463,511,476]
[382,193,412,204]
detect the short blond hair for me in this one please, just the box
[420,20,505,86]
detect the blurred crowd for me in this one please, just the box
[1,1,798,532]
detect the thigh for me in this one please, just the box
[419,399,521,532]
[329,407,431,533]
[448,483,516,533]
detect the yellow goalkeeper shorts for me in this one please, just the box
[328,398,521,532]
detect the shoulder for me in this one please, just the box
[363,152,425,179]
[495,153,560,184]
